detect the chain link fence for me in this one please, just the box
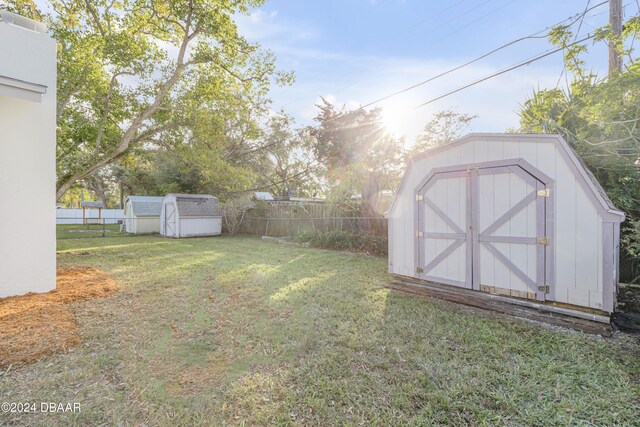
[56,218,130,240]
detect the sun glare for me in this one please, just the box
[381,107,406,136]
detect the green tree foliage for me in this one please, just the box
[310,99,404,216]
[248,112,319,197]
[412,109,476,155]
[6,0,291,200]
[518,16,640,281]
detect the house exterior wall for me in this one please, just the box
[388,134,622,313]
[0,19,56,297]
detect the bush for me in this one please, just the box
[296,230,387,256]
[221,195,253,235]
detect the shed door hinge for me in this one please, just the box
[416,267,424,274]
[416,231,424,237]
[538,285,550,293]
[537,189,550,197]
[537,237,550,245]
[415,194,424,201]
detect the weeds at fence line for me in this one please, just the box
[296,230,388,256]
[242,216,388,238]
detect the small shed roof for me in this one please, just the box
[81,201,104,208]
[166,194,222,217]
[254,191,274,201]
[126,196,163,217]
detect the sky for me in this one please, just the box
[234,0,633,143]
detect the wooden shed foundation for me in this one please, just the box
[387,276,613,336]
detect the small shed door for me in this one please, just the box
[164,203,177,237]
[474,166,547,301]
[417,164,548,301]
[417,171,471,289]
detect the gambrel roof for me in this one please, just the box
[387,133,625,222]
[126,196,163,217]
[166,194,222,217]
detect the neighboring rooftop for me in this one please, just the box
[254,191,275,201]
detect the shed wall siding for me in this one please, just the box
[130,217,161,234]
[390,137,606,311]
[179,217,222,237]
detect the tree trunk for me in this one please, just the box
[86,174,108,207]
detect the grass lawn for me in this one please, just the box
[1,235,639,425]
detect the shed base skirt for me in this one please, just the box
[387,275,612,335]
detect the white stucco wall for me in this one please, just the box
[0,18,56,297]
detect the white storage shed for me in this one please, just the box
[124,196,163,234]
[160,194,222,238]
[387,133,625,315]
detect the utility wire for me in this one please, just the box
[414,34,596,109]
[283,1,607,111]
[289,1,609,118]
[280,0,489,108]
[226,3,610,193]
[231,5,606,165]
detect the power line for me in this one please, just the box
[413,34,596,109]
[281,0,498,108]
[232,4,609,165]
[286,1,609,116]
[321,2,609,117]
[231,36,597,194]
[227,3,611,193]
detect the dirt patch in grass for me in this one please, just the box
[0,267,118,369]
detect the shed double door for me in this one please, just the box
[416,165,548,301]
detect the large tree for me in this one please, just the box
[247,112,318,197]
[7,0,290,200]
[310,99,404,216]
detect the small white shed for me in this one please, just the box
[387,133,625,315]
[160,194,222,238]
[124,196,163,234]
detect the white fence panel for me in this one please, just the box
[56,208,124,224]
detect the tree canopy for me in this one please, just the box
[7,0,292,200]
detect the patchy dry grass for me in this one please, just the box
[1,235,639,425]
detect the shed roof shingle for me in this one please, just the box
[127,196,163,217]
[170,194,222,217]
